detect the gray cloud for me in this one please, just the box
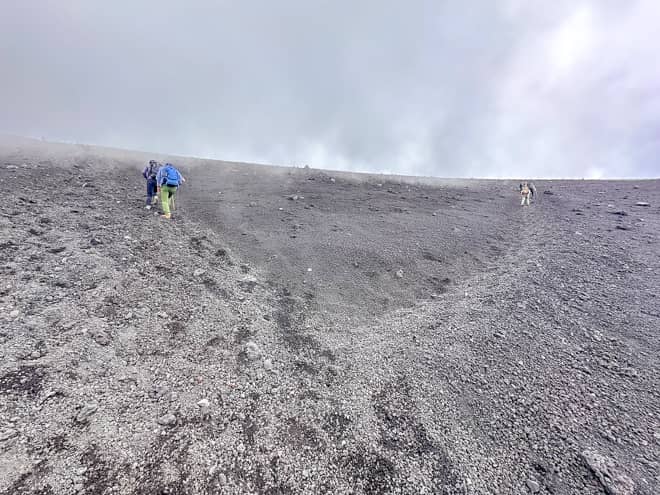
[1,0,658,178]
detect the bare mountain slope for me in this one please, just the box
[1,138,658,494]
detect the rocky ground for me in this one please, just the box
[0,136,658,494]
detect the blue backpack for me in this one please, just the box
[162,164,181,187]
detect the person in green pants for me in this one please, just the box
[155,163,186,219]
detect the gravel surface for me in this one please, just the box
[1,137,659,494]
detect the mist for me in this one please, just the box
[1,0,659,178]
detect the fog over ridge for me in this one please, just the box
[1,0,659,178]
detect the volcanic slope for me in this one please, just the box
[1,137,659,494]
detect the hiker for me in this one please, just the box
[519,182,532,206]
[142,160,160,209]
[156,163,186,219]
[519,181,537,203]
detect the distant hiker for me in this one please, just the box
[156,163,186,219]
[519,182,532,206]
[519,181,537,204]
[142,160,160,209]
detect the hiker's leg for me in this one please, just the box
[169,188,176,212]
[161,186,171,215]
[151,181,159,204]
[521,195,525,206]
[147,180,156,205]
[525,195,530,206]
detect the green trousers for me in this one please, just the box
[160,185,177,215]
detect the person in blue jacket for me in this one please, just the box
[156,163,186,219]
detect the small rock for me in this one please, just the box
[582,450,635,495]
[197,399,211,419]
[0,429,18,442]
[42,389,64,403]
[327,365,340,376]
[395,269,404,278]
[635,202,649,207]
[75,403,98,423]
[245,341,260,361]
[218,473,227,485]
[90,329,110,346]
[543,190,554,195]
[157,413,177,427]
[9,309,19,318]
[526,479,540,493]
[90,238,103,246]
[30,350,41,360]
[248,202,257,207]
[602,430,617,443]
[288,195,299,201]
[193,268,206,277]
[149,385,171,400]
[123,312,133,320]
[263,358,274,371]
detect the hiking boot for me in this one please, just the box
[162,213,172,219]
[145,205,152,210]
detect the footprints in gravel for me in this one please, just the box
[0,365,48,397]
[373,378,462,485]
[272,286,318,352]
[335,448,398,495]
[270,286,342,384]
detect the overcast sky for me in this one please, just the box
[1,1,659,178]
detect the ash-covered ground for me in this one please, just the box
[1,136,659,494]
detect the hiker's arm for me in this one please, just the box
[155,169,163,191]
